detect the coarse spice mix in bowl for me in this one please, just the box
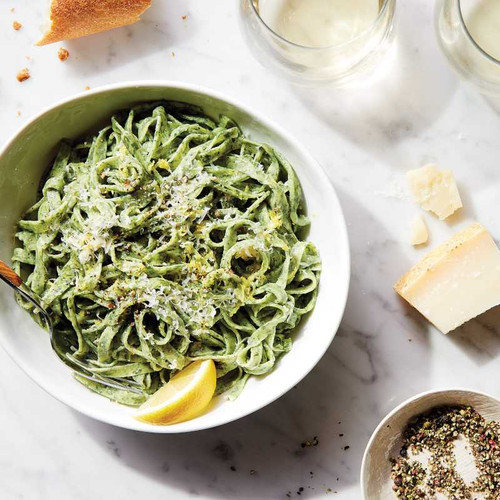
[361,388,500,499]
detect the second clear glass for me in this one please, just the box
[436,0,500,95]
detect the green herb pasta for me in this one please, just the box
[12,102,321,406]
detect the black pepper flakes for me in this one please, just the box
[390,405,500,499]
[301,436,319,448]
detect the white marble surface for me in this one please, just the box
[1,1,500,499]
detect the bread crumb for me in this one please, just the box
[58,47,69,61]
[84,85,90,91]
[182,14,187,20]
[16,110,21,117]
[171,51,175,57]
[10,8,15,13]
[12,21,22,31]
[16,68,30,82]
[25,55,31,60]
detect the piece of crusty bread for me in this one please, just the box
[37,0,152,46]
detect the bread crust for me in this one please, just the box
[37,0,152,46]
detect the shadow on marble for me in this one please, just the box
[448,305,500,367]
[333,187,431,414]
[72,188,432,499]
[483,94,500,115]
[73,348,357,499]
[62,1,193,79]
[290,9,458,172]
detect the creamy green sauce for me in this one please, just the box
[12,102,321,406]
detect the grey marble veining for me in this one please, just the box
[1,1,500,498]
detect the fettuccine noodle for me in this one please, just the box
[12,102,321,405]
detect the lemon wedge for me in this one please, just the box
[135,359,216,425]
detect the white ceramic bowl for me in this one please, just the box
[0,82,350,432]
[361,388,500,499]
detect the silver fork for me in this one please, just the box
[0,259,142,394]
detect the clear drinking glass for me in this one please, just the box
[239,0,397,86]
[436,0,500,95]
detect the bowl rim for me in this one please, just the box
[0,80,350,433]
[359,387,500,498]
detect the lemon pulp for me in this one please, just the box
[135,359,216,425]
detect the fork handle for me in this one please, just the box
[0,259,22,287]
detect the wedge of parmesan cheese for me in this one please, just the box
[410,215,429,246]
[407,164,462,220]
[394,223,500,334]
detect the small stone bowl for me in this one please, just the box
[360,389,500,499]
